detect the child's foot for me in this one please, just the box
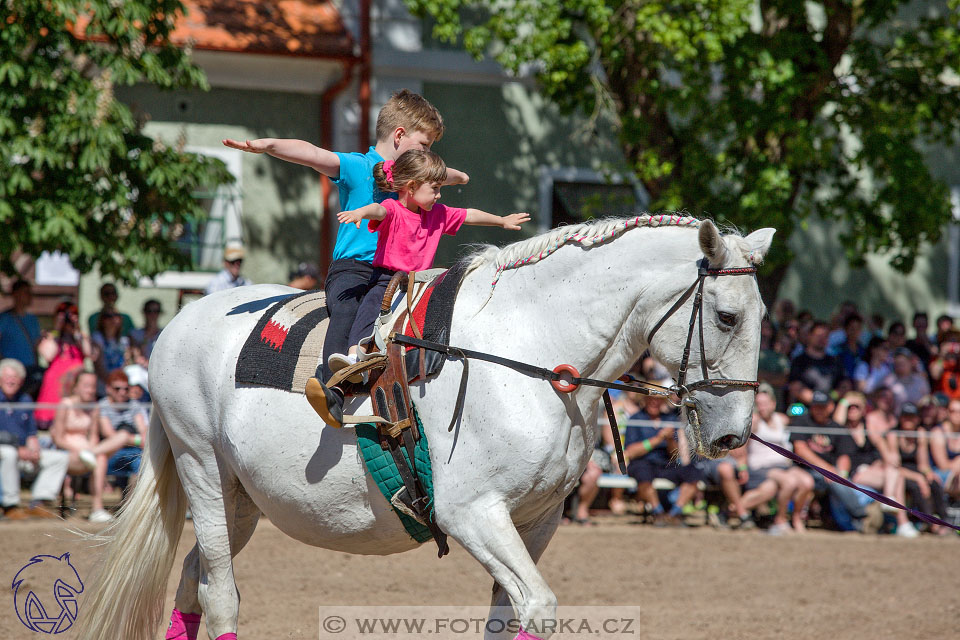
[328,352,358,373]
[305,378,345,428]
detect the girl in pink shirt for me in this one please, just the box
[312,150,528,427]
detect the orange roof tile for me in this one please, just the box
[171,0,355,58]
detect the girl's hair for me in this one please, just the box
[373,150,446,194]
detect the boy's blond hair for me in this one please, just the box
[373,150,446,193]
[375,89,444,143]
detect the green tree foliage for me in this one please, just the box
[408,0,960,292]
[0,0,233,282]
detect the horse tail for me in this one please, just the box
[75,408,187,640]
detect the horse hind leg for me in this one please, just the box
[440,500,560,640]
[169,453,259,640]
[167,485,261,640]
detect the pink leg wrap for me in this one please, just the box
[165,609,202,640]
[215,635,238,640]
[515,628,544,640]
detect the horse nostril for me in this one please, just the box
[713,434,741,451]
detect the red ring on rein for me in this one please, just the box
[551,364,581,393]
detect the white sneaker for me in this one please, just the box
[896,522,920,538]
[766,522,792,537]
[78,449,97,471]
[327,353,358,373]
[88,509,114,524]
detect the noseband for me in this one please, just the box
[646,259,760,403]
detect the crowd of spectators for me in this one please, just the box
[572,300,960,538]
[0,279,156,522]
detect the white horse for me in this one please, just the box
[75,216,774,640]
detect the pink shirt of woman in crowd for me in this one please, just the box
[35,343,85,423]
[369,199,467,272]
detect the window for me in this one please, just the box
[949,186,960,316]
[538,167,648,233]
[179,146,244,272]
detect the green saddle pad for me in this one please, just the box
[355,408,436,543]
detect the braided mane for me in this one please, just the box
[470,214,702,290]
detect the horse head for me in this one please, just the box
[645,220,775,459]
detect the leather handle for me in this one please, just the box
[381,271,407,315]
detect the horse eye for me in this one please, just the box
[717,311,738,327]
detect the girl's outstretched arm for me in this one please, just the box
[337,203,387,228]
[464,209,530,230]
[222,138,341,177]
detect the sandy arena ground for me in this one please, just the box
[1,502,958,640]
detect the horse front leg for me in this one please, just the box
[440,499,559,640]
[488,503,563,640]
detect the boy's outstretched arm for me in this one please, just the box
[464,209,530,230]
[221,138,341,178]
[337,203,387,229]
[443,167,470,186]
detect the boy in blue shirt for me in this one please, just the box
[224,90,468,381]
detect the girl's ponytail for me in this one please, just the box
[373,160,396,193]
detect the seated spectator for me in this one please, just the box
[758,318,790,393]
[288,263,321,290]
[86,283,134,336]
[92,310,131,394]
[789,391,882,533]
[865,386,898,437]
[605,390,642,516]
[97,369,148,499]
[51,371,112,523]
[34,302,97,430]
[771,298,796,332]
[0,359,68,519]
[697,450,754,530]
[884,347,930,413]
[854,337,893,395]
[129,299,164,361]
[0,280,43,396]
[888,403,949,534]
[829,312,865,379]
[929,398,960,499]
[740,384,813,534]
[905,312,934,370]
[788,321,847,406]
[624,395,702,526]
[834,392,918,537]
[929,330,960,401]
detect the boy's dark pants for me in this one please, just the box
[321,258,374,381]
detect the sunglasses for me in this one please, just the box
[111,385,129,391]
[227,259,243,266]
[144,308,161,314]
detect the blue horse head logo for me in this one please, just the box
[12,553,84,634]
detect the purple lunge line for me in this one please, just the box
[750,434,960,532]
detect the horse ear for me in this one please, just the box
[742,228,776,265]
[698,220,728,266]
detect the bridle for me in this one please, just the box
[645,258,760,405]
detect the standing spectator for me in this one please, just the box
[0,280,42,379]
[853,337,893,395]
[887,321,908,351]
[885,347,930,413]
[771,299,796,332]
[788,321,847,405]
[0,359,68,519]
[789,391,882,533]
[934,314,954,344]
[129,299,164,361]
[205,244,253,295]
[34,302,97,430]
[624,395,702,526]
[288,263,321,291]
[92,311,131,393]
[758,318,790,393]
[86,283,135,337]
[741,384,814,534]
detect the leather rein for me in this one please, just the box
[389,258,761,474]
